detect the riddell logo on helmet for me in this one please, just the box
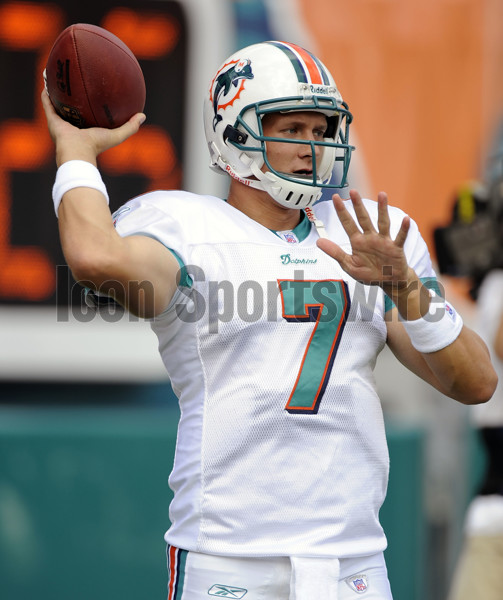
[209,58,254,130]
[308,84,336,95]
[225,164,252,186]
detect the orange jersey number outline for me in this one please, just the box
[278,279,350,414]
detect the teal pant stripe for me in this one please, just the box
[174,549,188,600]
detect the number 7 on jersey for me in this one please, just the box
[278,279,350,414]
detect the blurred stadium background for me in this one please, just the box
[1,0,502,598]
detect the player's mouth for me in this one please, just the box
[277,169,313,178]
[275,169,321,185]
[291,169,314,180]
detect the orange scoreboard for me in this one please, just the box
[0,0,187,306]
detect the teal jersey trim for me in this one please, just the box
[169,205,310,290]
[223,198,311,243]
[169,249,192,288]
[384,276,442,313]
[128,232,192,288]
[270,210,312,242]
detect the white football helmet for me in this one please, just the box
[204,41,354,209]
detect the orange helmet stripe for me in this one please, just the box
[267,41,330,86]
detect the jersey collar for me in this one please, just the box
[271,210,312,243]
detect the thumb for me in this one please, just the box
[109,112,146,145]
[316,238,346,264]
[90,112,146,156]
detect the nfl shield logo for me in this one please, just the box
[281,232,298,243]
[445,302,455,319]
[345,573,369,594]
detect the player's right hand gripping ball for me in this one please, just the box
[44,23,146,129]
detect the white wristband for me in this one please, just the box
[401,293,463,353]
[52,160,109,217]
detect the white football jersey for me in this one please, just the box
[114,191,436,558]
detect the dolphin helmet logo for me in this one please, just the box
[209,58,254,130]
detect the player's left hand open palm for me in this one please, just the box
[317,190,411,290]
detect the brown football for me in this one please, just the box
[45,23,146,129]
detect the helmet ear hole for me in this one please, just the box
[325,115,341,139]
[223,125,248,145]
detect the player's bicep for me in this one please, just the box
[101,234,181,318]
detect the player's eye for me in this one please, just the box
[280,126,298,135]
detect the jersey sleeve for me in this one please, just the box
[113,192,195,286]
[384,207,440,312]
[112,191,190,263]
[112,192,194,312]
[402,215,437,279]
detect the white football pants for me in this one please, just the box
[167,546,393,599]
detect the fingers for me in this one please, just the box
[394,215,410,248]
[41,86,146,160]
[316,237,348,266]
[348,189,376,234]
[334,189,379,238]
[40,88,51,112]
[40,89,59,126]
[376,191,390,237]
[331,193,361,238]
[41,88,82,143]
[333,188,410,247]
[41,88,145,137]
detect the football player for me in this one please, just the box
[42,41,497,599]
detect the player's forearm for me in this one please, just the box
[386,272,497,404]
[421,326,497,404]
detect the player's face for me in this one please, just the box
[261,111,327,178]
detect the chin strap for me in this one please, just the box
[305,206,328,238]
